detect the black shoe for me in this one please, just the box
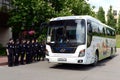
[14,64,19,66]
[8,65,13,67]
[21,63,24,65]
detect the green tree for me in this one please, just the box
[48,0,72,16]
[8,0,54,39]
[107,6,116,28]
[97,6,106,23]
[117,12,120,34]
[48,0,94,16]
[69,0,92,15]
[90,6,96,17]
[48,0,66,12]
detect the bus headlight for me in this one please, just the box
[78,49,85,57]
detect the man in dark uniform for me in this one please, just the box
[20,39,26,65]
[14,39,20,66]
[31,39,35,62]
[34,39,40,61]
[40,41,46,61]
[33,39,37,61]
[12,40,16,66]
[26,40,31,64]
[6,39,14,67]
[37,42,42,61]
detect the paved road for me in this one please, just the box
[0,49,120,80]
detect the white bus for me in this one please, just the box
[46,15,116,65]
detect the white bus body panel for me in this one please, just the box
[46,36,116,64]
[46,15,116,65]
[46,44,95,64]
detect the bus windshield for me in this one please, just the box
[47,19,86,44]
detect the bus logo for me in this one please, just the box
[60,48,66,53]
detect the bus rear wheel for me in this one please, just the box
[109,48,113,59]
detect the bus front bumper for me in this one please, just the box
[46,56,87,64]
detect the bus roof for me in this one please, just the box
[50,15,101,23]
[102,23,115,31]
[50,15,115,30]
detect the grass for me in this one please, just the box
[116,35,120,48]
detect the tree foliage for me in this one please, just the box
[9,0,54,27]
[97,6,106,23]
[9,0,54,39]
[48,0,94,16]
[66,0,93,15]
[107,6,116,28]
[117,12,120,34]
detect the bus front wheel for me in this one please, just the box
[92,52,99,66]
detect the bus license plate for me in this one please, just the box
[58,58,67,61]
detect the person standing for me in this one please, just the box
[38,42,42,61]
[26,40,31,64]
[33,39,37,61]
[41,41,46,61]
[34,39,40,61]
[14,39,20,66]
[31,39,35,62]
[20,39,26,65]
[6,39,14,67]
[12,40,15,66]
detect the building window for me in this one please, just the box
[0,0,11,12]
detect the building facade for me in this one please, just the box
[0,0,12,47]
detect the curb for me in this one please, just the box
[0,56,8,66]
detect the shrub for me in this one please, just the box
[38,34,46,43]
[0,44,6,56]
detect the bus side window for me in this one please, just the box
[87,23,92,33]
[87,21,92,47]
[102,28,106,35]
[106,28,110,36]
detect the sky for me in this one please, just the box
[86,0,120,14]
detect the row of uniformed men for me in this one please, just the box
[6,38,46,67]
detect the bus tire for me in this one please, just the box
[115,47,117,52]
[109,48,113,59]
[92,51,99,66]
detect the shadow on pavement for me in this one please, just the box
[50,54,118,71]
[50,64,94,71]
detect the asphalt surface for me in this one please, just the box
[0,49,120,80]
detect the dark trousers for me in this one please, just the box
[20,52,25,64]
[34,51,41,61]
[14,53,19,65]
[33,52,37,61]
[8,53,14,67]
[30,52,33,62]
[41,51,46,61]
[37,51,42,61]
[26,52,31,64]
[37,52,40,61]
